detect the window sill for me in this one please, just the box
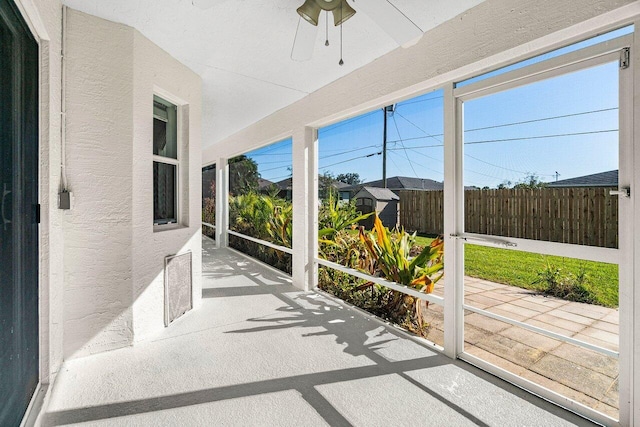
[153,223,188,233]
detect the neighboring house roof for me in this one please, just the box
[354,187,400,201]
[274,177,293,190]
[333,181,351,189]
[344,176,444,192]
[343,176,445,193]
[547,170,618,188]
[258,178,275,190]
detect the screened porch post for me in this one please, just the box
[215,157,228,248]
[292,127,318,291]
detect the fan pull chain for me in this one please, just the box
[339,2,344,65]
[325,11,329,46]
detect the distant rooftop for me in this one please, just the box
[547,170,618,188]
[344,176,444,192]
[355,186,400,201]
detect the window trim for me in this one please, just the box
[153,95,181,227]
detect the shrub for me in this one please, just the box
[228,192,293,273]
[533,261,596,305]
[318,214,444,337]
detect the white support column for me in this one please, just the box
[630,23,640,427]
[292,127,318,291]
[443,83,464,359]
[215,157,228,248]
[307,128,319,290]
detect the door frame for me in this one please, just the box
[447,34,633,427]
[10,1,50,425]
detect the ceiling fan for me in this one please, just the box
[291,0,423,62]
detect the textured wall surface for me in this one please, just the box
[132,29,202,342]
[64,9,135,359]
[64,10,202,357]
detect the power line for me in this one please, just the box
[319,151,382,169]
[465,129,618,145]
[398,94,444,106]
[387,150,444,178]
[386,107,618,144]
[319,144,381,160]
[465,153,555,177]
[388,128,618,149]
[321,110,379,133]
[248,152,293,157]
[259,163,293,173]
[395,112,442,144]
[391,115,420,178]
[465,107,618,133]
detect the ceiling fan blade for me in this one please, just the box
[192,0,215,10]
[291,18,318,62]
[355,0,423,48]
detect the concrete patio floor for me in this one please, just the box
[41,236,598,426]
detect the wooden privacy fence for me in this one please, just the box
[399,187,618,249]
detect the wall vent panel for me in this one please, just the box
[164,251,193,326]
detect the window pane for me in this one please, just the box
[202,164,216,239]
[456,26,632,88]
[317,90,445,347]
[154,162,177,224]
[227,138,293,274]
[153,96,177,159]
[463,61,619,248]
[463,242,619,419]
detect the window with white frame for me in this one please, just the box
[153,95,178,225]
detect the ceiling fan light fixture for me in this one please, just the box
[297,0,322,26]
[332,0,355,26]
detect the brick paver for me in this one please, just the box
[424,277,619,419]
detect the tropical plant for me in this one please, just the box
[202,180,216,238]
[357,214,444,334]
[318,193,373,242]
[318,213,444,337]
[228,191,293,273]
[358,214,444,292]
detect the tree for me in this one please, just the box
[497,173,546,189]
[318,171,337,201]
[229,155,259,196]
[513,173,547,189]
[335,172,362,185]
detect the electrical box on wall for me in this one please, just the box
[59,190,72,210]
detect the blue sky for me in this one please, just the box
[246,28,628,188]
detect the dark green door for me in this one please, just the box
[0,0,39,425]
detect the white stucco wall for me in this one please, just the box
[63,10,135,358]
[131,30,203,342]
[64,10,202,358]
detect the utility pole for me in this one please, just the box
[382,104,395,188]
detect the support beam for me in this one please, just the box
[292,127,318,291]
[215,157,228,248]
[443,83,463,359]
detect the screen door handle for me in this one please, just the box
[610,187,630,198]
[2,183,11,231]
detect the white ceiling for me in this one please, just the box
[61,0,486,148]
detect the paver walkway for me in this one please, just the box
[422,278,619,419]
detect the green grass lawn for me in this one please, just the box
[413,235,618,308]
